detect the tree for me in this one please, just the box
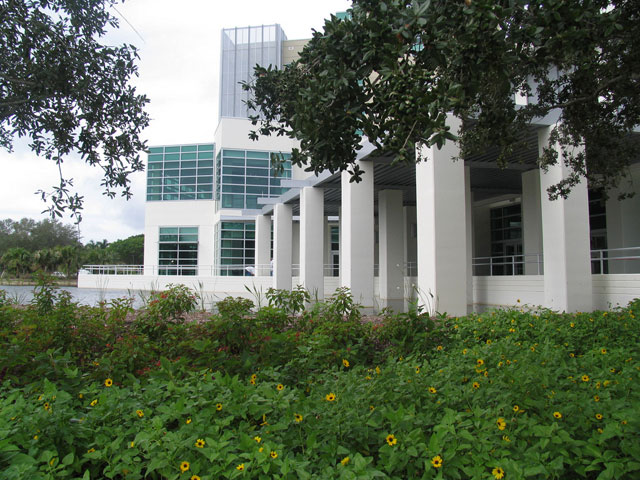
[0,217,80,255]
[0,247,33,276]
[246,0,640,199]
[0,0,149,219]
[106,233,143,264]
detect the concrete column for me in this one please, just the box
[341,160,374,308]
[255,214,271,277]
[300,186,325,299]
[379,190,405,311]
[273,203,293,290]
[465,166,474,309]
[605,164,640,273]
[538,125,592,312]
[522,169,544,275]
[415,115,468,316]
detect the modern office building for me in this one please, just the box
[80,20,640,315]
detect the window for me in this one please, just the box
[330,225,339,277]
[158,227,198,275]
[490,204,523,275]
[146,144,215,201]
[217,222,255,276]
[589,190,608,274]
[215,149,292,210]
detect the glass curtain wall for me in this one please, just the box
[146,144,215,201]
[216,222,255,276]
[219,25,285,119]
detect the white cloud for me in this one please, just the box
[0,0,352,243]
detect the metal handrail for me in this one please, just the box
[472,253,543,276]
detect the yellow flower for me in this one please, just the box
[502,435,510,442]
[270,450,278,459]
[462,348,468,354]
[236,464,244,471]
[369,405,375,411]
[78,393,83,399]
[429,386,437,394]
[530,346,536,352]
[294,413,303,423]
[104,378,113,387]
[569,353,575,358]
[130,441,135,448]
[49,458,56,466]
[33,435,38,440]
[476,359,484,366]
[594,395,600,402]
[431,455,443,468]
[601,348,607,354]
[582,375,590,382]
[375,366,381,374]
[251,373,257,381]
[595,413,603,420]
[486,339,492,345]
[250,378,256,385]
[195,438,205,448]
[342,359,350,368]
[90,399,98,407]
[179,461,190,472]
[186,417,192,424]
[496,417,506,431]
[325,393,336,402]
[597,427,604,434]
[472,382,480,390]
[216,403,223,411]
[341,456,350,466]
[258,447,264,452]
[87,448,96,453]
[513,405,519,413]
[437,345,443,351]
[603,380,611,387]
[191,476,201,480]
[553,411,562,419]
[492,466,505,479]
[385,434,397,446]
[136,409,144,418]
[570,322,575,328]
[610,368,616,373]
[415,366,421,374]
[508,328,515,333]
[253,436,261,445]
[43,402,50,410]
[276,384,284,391]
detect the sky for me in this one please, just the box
[0,0,352,244]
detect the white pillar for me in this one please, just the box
[341,160,374,308]
[273,203,293,290]
[416,116,468,316]
[522,169,543,275]
[538,125,592,312]
[300,186,325,299]
[255,214,271,277]
[379,190,405,311]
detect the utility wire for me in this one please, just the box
[113,6,146,44]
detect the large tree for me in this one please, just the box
[0,0,149,219]
[246,0,640,199]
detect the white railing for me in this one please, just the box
[472,253,544,276]
[591,246,640,274]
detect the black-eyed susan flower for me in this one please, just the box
[496,417,506,431]
[254,436,261,443]
[492,466,505,479]
[553,411,562,419]
[513,405,519,413]
[429,386,437,394]
[594,395,600,402]
[375,366,381,375]
[294,413,303,423]
[130,441,135,448]
[502,435,510,442]
[43,402,50,410]
[342,359,350,368]
[90,399,98,407]
[216,403,223,411]
[87,448,96,453]
[186,417,192,424]
[104,378,113,387]
[415,366,421,374]
[385,434,397,446]
[270,451,278,459]
[437,345,443,351]
[595,413,603,420]
[325,393,336,402]
[236,464,244,471]
[431,455,443,468]
[472,382,480,390]
[191,476,201,480]
[582,375,590,382]
[179,461,190,472]
[276,384,284,391]
[462,348,468,354]
[369,405,375,411]
[477,359,484,366]
[341,456,350,466]
[136,409,144,418]
[601,348,607,354]
[195,438,205,448]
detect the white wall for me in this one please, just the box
[144,201,217,274]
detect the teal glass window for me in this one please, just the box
[217,221,256,276]
[158,226,198,275]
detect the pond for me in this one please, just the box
[0,285,148,309]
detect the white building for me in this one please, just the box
[79,22,640,315]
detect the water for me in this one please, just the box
[0,285,148,309]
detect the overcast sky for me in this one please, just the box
[0,0,352,244]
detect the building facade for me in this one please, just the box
[79,20,640,315]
